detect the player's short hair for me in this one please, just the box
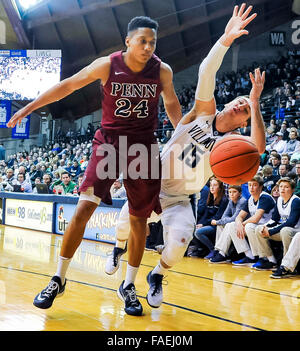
[277,177,296,189]
[228,185,242,193]
[127,16,158,34]
[249,174,264,186]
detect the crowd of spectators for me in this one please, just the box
[0,135,128,200]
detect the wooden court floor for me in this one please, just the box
[0,224,300,332]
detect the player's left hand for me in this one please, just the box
[249,67,265,102]
[223,3,257,45]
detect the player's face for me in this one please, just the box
[248,181,262,196]
[223,97,251,128]
[279,181,293,198]
[126,28,157,64]
[228,188,240,202]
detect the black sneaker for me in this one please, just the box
[210,252,227,264]
[33,276,66,309]
[117,280,143,316]
[270,265,295,279]
[105,245,127,275]
[252,258,277,271]
[146,270,164,308]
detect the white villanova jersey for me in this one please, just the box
[160,113,233,197]
[248,191,275,224]
[277,194,300,228]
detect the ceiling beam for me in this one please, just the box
[1,0,31,47]
[67,0,289,70]
[25,0,136,29]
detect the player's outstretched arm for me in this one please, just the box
[193,3,256,117]
[7,57,110,128]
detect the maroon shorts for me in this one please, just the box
[79,128,162,218]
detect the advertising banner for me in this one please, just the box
[0,100,11,128]
[55,203,121,243]
[5,199,53,232]
[11,115,30,139]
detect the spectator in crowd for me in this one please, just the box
[271,153,281,176]
[110,178,127,199]
[29,164,43,185]
[197,183,210,220]
[210,185,247,263]
[69,160,82,179]
[42,173,53,194]
[0,175,5,191]
[280,153,294,173]
[51,171,76,195]
[13,173,33,193]
[284,129,300,156]
[279,120,289,140]
[32,177,42,193]
[210,175,275,266]
[265,127,276,146]
[266,132,287,154]
[271,184,280,202]
[262,165,279,193]
[294,161,300,196]
[278,164,289,178]
[0,143,5,160]
[254,178,300,270]
[3,168,15,184]
[188,177,228,259]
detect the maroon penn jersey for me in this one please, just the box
[101,51,162,136]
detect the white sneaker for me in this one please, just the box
[146,270,164,308]
[105,245,127,275]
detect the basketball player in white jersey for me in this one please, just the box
[106,3,266,314]
[254,177,300,271]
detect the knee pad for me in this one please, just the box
[115,214,131,241]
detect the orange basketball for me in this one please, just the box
[209,135,260,185]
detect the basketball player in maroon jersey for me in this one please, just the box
[8,16,182,315]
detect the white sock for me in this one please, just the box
[152,262,168,276]
[267,255,277,264]
[124,264,139,288]
[55,256,71,285]
[116,240,127,250]
[245,250,254,259]
[219,250,226,257]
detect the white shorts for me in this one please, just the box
[116,194,197,243]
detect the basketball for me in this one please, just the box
[209,135,260,185]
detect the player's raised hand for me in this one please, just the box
[249,67,265,101]
[221,3,257,46]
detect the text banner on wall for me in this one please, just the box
[0,100,11,128]
[55,203,121,243]
[11,115,30,139]
[5,198,53,232]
